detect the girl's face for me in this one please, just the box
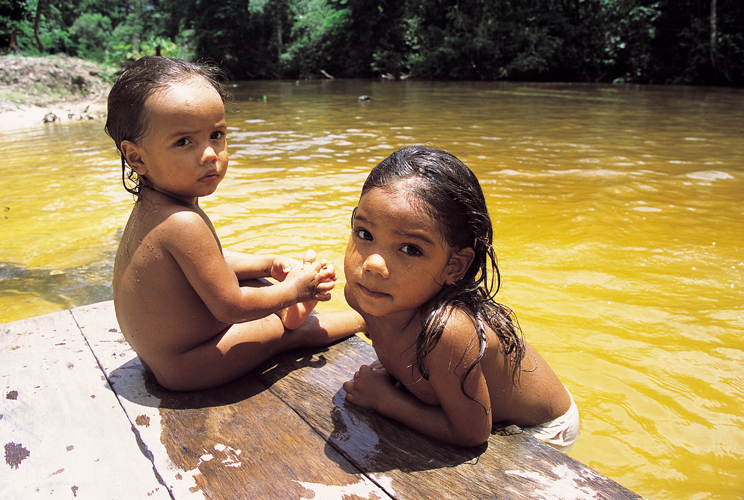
[344,181,472,321]
[121,78,228,205]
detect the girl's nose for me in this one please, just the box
[362,253,389,278]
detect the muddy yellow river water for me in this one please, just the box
[1,80,742,499]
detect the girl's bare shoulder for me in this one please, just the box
[427,307,486,374]
[433,306,518,375]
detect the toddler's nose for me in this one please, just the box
[202,145,218,163]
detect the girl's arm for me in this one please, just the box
[344,315,493,447]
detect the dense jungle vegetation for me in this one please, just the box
[1,0,742,85]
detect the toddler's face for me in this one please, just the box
[130,78,228,204]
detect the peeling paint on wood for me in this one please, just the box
[4,442,30,469]
[0,308,171,498]
[135,414,151,427]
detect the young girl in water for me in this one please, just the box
[105,56,364,391]
[342,146,579,451]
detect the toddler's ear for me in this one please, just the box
[120,140,147,175]
[444,247,476,285]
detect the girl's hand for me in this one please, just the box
[343,362,396,411]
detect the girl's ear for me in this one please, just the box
[444,247,476,285]
[120,140,147,175]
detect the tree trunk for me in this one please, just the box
[273,0,285,61]
[34,0,46,53]
[710,0,717,71]
[276,14,283,59]
[9,30,21,53]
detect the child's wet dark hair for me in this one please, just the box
[358,146,526,400]
[104,56,228,196]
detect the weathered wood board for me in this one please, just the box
[3,301,645,499]
[256,337,646,500]
[70,301,388,500]
[0,309,170,499]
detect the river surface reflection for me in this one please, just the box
[1,80,742,499]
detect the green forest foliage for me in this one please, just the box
[2,0,742,85]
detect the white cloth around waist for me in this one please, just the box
[520,390,581,453]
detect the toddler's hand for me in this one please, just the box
[270,256,298,282]
[300,249,338,292]
[343,362,395,411]
[285,253,337,302]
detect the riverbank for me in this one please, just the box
[0,55,112,131]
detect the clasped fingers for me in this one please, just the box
[343,363,395,411]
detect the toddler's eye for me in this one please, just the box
[175,137,192,147]
[401,244,422,257]
[211,131,225,140]
[354,228,372,241]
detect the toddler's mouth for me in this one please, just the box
[200,171,220,183]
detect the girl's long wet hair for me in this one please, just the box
[104,56,228,197]
[359,146,526,406]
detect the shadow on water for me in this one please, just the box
[0,253,115,312]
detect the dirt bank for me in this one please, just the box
[0,55,112,131]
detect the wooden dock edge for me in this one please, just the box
[1,301,645,500]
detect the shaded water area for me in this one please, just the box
[1,80,742,499]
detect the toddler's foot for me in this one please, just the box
[279,250,321,330]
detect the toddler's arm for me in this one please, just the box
[225,249,334,285]
[224,250,296,281]
[167,211,334,324]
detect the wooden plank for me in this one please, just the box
[257,336,646,500]
[71,301,389,500]
[0,309,171,499]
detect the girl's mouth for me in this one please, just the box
[358,283,388,299]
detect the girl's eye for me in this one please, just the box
[401,244,422,257]
[354,228,372,241]
[175,137,192,147]
[211,131,225,140]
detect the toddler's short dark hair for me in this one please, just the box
[105,56,227,196]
